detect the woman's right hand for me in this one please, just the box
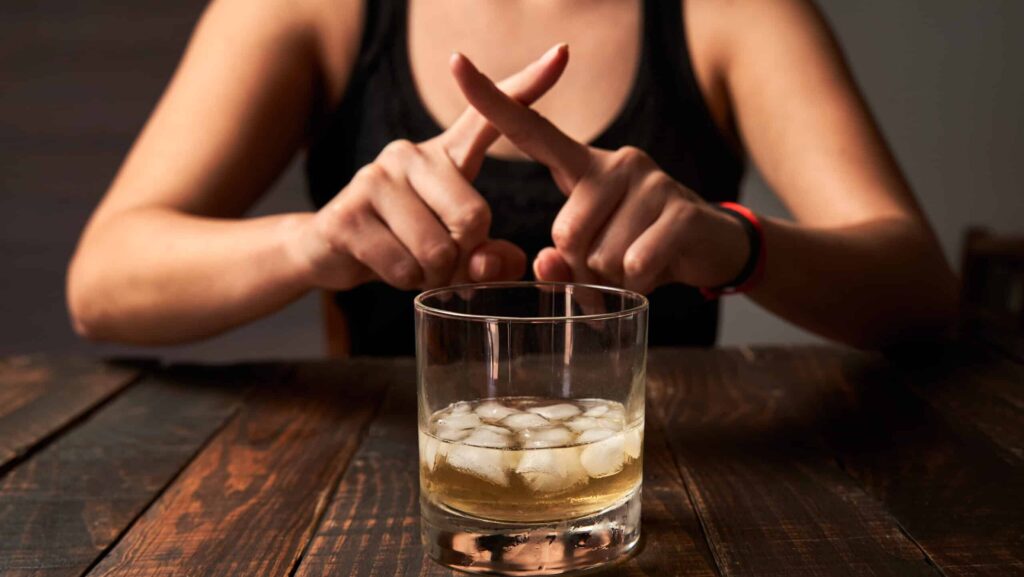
[290,44,569,291]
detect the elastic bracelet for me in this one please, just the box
[700,202,766,299]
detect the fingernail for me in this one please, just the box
[544,43,568,61]
[482,254,500,279]
[532,257,545,280]
[471,253,500,281]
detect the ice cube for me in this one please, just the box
[474,401,518,422]
[446,445,509,486]
[582,404,609,418]
[576,427,615,444]
[419,431,440,471]
[602,408,626,424]
[450,401,472,414]
[463,428,513,448]
[527,403,581,421]
[477,424,512,436]
[518,426,575,449]
[501,412,549,430]
[579,433,625,478]
[516,448,587,492]
[435,426,470,442]
[437,412,481,430]
[566,416,618,433]
[624,427,643,460]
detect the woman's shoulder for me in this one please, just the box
[683,0,845,145]
[685,0,840,66]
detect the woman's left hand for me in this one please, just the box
[451,53,751,294]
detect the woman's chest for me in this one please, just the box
[407,0,642,159]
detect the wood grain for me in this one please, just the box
[293,360,720,576]
[0,364,250,577]
[5,347,1019,575]
[647,347,940,577]
[86,360,390,577]
[818,349,1024,575]
[0,355,145,472]
[291,359,426,576]
[625,417,721,576]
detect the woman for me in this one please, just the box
[67,0,958,354]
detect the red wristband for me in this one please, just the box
[700,202,766,300]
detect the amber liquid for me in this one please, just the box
[419,397,643,523]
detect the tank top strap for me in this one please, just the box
[352,0,400,80]
[644,0,743,179]
[645,0,692,104]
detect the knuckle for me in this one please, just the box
[355,163,389,186]
[382,139,418,161]
[587,250,621,279]
[642,170,673,192]
[551,219,583,254]
[586,251,607,274]
[451,200,492,239]
[346,240,371,264]
[389,259,421,289]
[422,240,458,272]
[615,145,641,161]
[331,200,366,232]
[669,198,699,226]
[623,250,648,279]
[614,146,652,170]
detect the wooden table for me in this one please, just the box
[1,344,1021,576]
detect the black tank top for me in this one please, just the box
[306,0,744,356]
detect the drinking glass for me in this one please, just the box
[415,281,648,575]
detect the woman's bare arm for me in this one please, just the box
[67,0,363,344]
[450,0,956,349]
[707,0,958,347]
[68,0,570,346]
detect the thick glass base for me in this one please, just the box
[420,488,641,575]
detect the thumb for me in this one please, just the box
[533,247,573,282]
[468,240,528,282]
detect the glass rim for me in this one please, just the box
[414,281,649,323]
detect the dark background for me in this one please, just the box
[2,0,1022,360]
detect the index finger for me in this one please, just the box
[440,43,570,177]
[450,52,592,192]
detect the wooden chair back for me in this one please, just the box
[321,291,351,358]
[960,227,1024,358]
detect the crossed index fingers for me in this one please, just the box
[440,44,570,179]
[451,52,593,193]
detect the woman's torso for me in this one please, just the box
[306,0,745,355]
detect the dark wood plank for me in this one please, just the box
[0,364,252,577]
[647,347,940,577]
[889,343,1024,465]
[624,417,722,576]
[86,360,390,577]
[290,359,425,576]
[815,349,1024,575]
[293,360,720,576]
[0,355,145,472]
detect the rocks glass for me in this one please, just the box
[416,282,648,575]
